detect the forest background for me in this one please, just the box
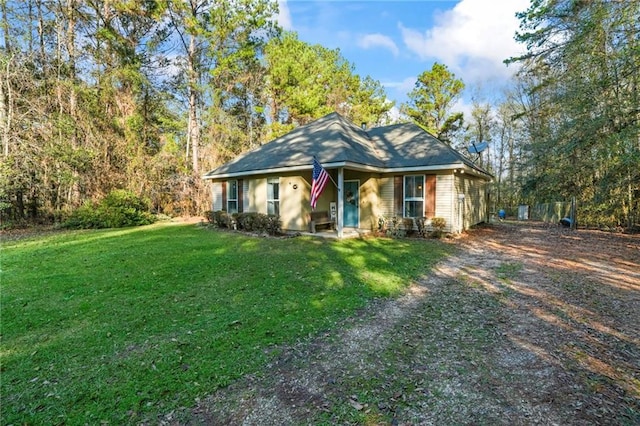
[1,0,638,230]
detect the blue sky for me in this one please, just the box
[276,0,531,116]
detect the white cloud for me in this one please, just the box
[382,76,417,107]
[452,97,475,123]
[384,105,404,124]
[383,76,416,94]
[276,0,293,30]
[357,33,399,57]
[399,0,529,83]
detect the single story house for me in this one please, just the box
[203,112,492,237]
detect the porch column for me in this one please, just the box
[337,167,344,238]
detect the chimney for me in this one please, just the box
[361,122,367,130]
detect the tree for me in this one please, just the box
[349,75,394,128]
[263,31,392,138]
[508,0,640,228]
[166,0,209,174]
[402,62,465,143]
[489,89,529,212]
[167,0,277,174]
[0,0,396,225]
[467,100,494,171]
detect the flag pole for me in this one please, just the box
[314,156,340,190]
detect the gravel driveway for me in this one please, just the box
[164,222,640,425]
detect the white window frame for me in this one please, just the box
[267,177,280,216]
[404,175,425,218]
[227,180,238,213]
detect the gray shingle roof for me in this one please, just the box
[203,112,491,179]
[368,122,483,171]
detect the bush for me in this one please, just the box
[204,210,215,224]
[236,212,281,235]
[265,215,282,235]
[402,218,415,236]
[208,211,281,235]
[206,210,233,229]
[236,212,265,232]
[385,216,406,238]
[431,217,446,238]
[415,217,427,238]
[63,190,155,229]
[377,216,388,233]
[62,201,104,229]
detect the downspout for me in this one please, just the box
[337,168,344,238]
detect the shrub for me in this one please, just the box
[61,201,103,229]
[265,215,282,235]
[402,218,415,236]
[234,212,281,235]
[63,190,155,229]
[377,216,388,233]
[236,212,262,232]
[385,216,406,238]
[415,217,427,238]
[207,210,233,229]
[431,217,446,238]
[98,190,155,228]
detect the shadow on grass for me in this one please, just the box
[1,223,452,424]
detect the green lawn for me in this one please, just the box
[1,222,452,424]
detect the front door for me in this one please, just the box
[343,180,359,228]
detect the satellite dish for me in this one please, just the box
[467,141,488,154]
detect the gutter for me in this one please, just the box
[203,161,492,181]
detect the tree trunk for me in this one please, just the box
[188,34,199,174]
[66,0,80,205]
[0,1,10,157]
[0,53,11,158]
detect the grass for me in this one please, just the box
[0,222,452,424]
[314,277,505,425]
[495,261,523,280]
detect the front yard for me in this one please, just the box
[0,222,450,424]
[173,222,640,425]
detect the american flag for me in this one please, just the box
[310,157,330,210]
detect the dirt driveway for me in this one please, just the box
[167,222,640,425]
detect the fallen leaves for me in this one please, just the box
[175,222,640,425]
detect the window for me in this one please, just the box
[227,180,238,213]
[404,175,424,218]
[267,178,280,216]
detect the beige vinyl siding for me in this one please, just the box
[280,175,307,231]
[378,177,394,218]
[243,179,250,211]
[211,182,223,211]
[434,174,454,232]
[454,174,488,231]
[380,173,456,232]
[243,174,311,232]
[359,176,378,230]
[454,175,465,232]
[211,169,487,234]
[469,177,488,225]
